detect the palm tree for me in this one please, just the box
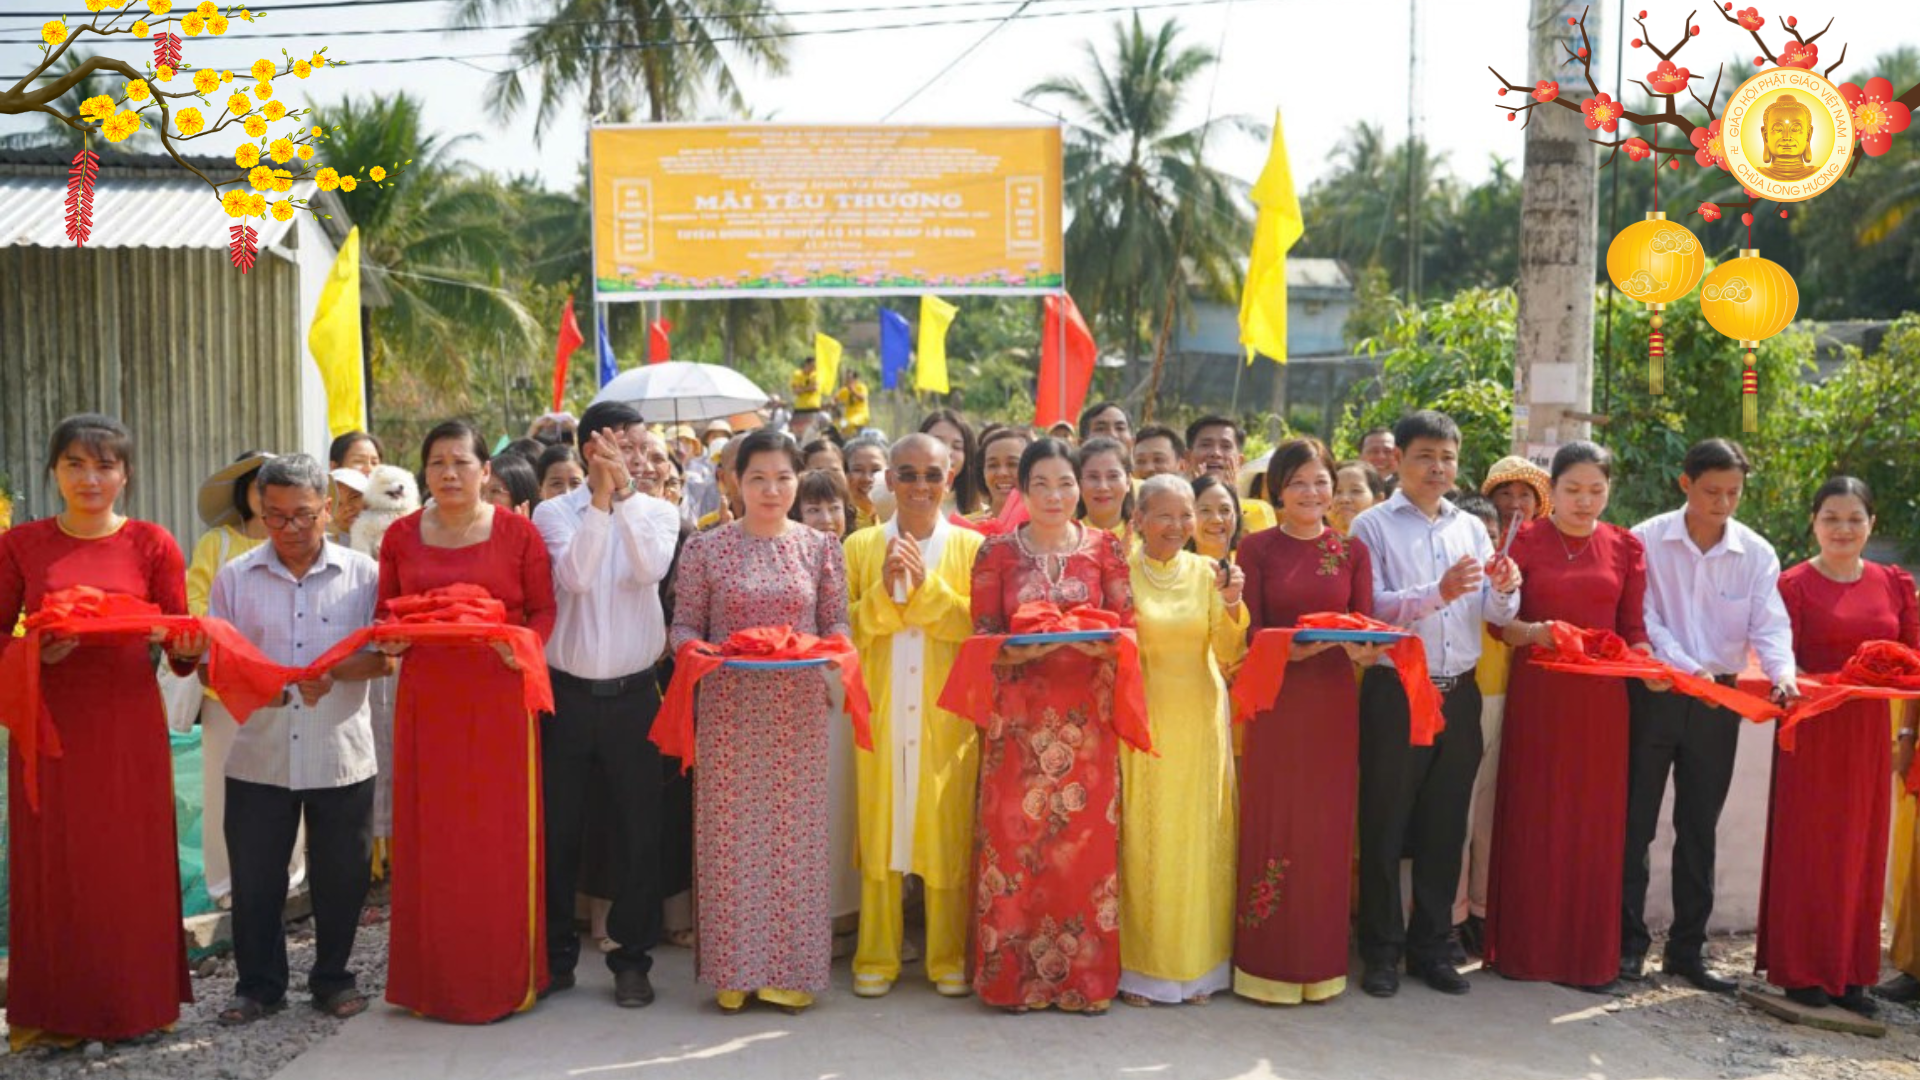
[307,93,537,388]
[451,0,792,132]
[0,49,154,151]
[1023,14,1261,376]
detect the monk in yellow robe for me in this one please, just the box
[845,433,984,999]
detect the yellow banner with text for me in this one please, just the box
[591,124,1063,300]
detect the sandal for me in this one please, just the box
[217,996,285,1026]
[1120,992,1154,1008]
[1185,992,1213,1006]
[313,988,369,1019]
[666,928,697,949]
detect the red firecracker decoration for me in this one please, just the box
[229,222,258,274]
[153,32,182,71]
[65,149,99,247]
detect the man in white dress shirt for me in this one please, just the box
[208,455,388,1023]
[1348,411,1521,998]
[1623,438,1798,992]
[532,401,681,1008]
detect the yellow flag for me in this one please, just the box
[917,294,957,393]
[308,226,365,436]
[1239,110,1304,365]
[814,331,843,398]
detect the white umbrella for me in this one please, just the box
[591,361,771,423]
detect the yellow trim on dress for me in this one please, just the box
[1232,968,1347,1005]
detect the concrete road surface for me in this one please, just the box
[270,942,1728,1080]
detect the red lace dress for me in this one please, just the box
[968,525,1133,1010]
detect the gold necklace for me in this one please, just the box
[1553,519,1594,562]
[433,504,488,543]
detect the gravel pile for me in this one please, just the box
[1608,934,1920,1080]
[0,912,390,1080]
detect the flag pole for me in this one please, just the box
[1056,290,1067,429]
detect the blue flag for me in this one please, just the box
[597,307,618,387]
[880,308,911,390]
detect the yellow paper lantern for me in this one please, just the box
[1606,212,1706,394]
[1699,249,1798,432]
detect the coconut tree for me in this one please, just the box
[451,0,792,131]
[307,93,536,387]
[0,49,153,151]
[1023,14,1260,376]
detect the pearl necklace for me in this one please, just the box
[1137,552,1185,591]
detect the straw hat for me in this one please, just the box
[197,451,276,528]
[1480,455,1553,518]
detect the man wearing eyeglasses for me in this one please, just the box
[205,454,389,1024]
[842,434,985,1000]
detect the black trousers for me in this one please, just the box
[1621,685,1741,962]
[226,775,374,1005]
[543,671,664,977]
[1356,669,1484,968]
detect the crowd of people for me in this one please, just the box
[2,386,1917,1048]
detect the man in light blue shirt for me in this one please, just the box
[1348,411,1521,998]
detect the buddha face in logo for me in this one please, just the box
[1760,94,1815,181]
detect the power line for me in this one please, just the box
[0,0,1075,33]
[2,0,1272,80]
[879,0,1030,122]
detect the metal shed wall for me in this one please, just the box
[1,245,302,547]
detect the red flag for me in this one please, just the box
[1037,294,1096,428]
[648,319,673,364]
[551,294,585,412]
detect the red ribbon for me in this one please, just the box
[1766,640,1920,765]
[935,601,1152,753]
[0,584,553,812]
[652,626,872,772]
[1528,622,1784,726]
[0,587,286,811]
[1230,612,1447,746]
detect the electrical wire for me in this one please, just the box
[878,0,1028,121]
[0,0,1100,35]
[4,0,1270,81]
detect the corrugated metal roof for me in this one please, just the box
[0,171,306,250]
[1287,257,1350,290]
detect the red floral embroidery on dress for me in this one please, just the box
[1237,857,1291,929]
[1316,531,1350,576]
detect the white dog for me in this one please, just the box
[350,464,420,562]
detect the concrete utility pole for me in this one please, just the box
[1512,0,1602,462]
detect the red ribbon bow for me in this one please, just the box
[1230,612,1447,745]
[1769,640,1920,774]
[936,601,1152,754]
[652,626,872,772]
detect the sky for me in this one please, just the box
[2,0,1915,196]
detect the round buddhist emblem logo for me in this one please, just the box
[1721,68,1854,203]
